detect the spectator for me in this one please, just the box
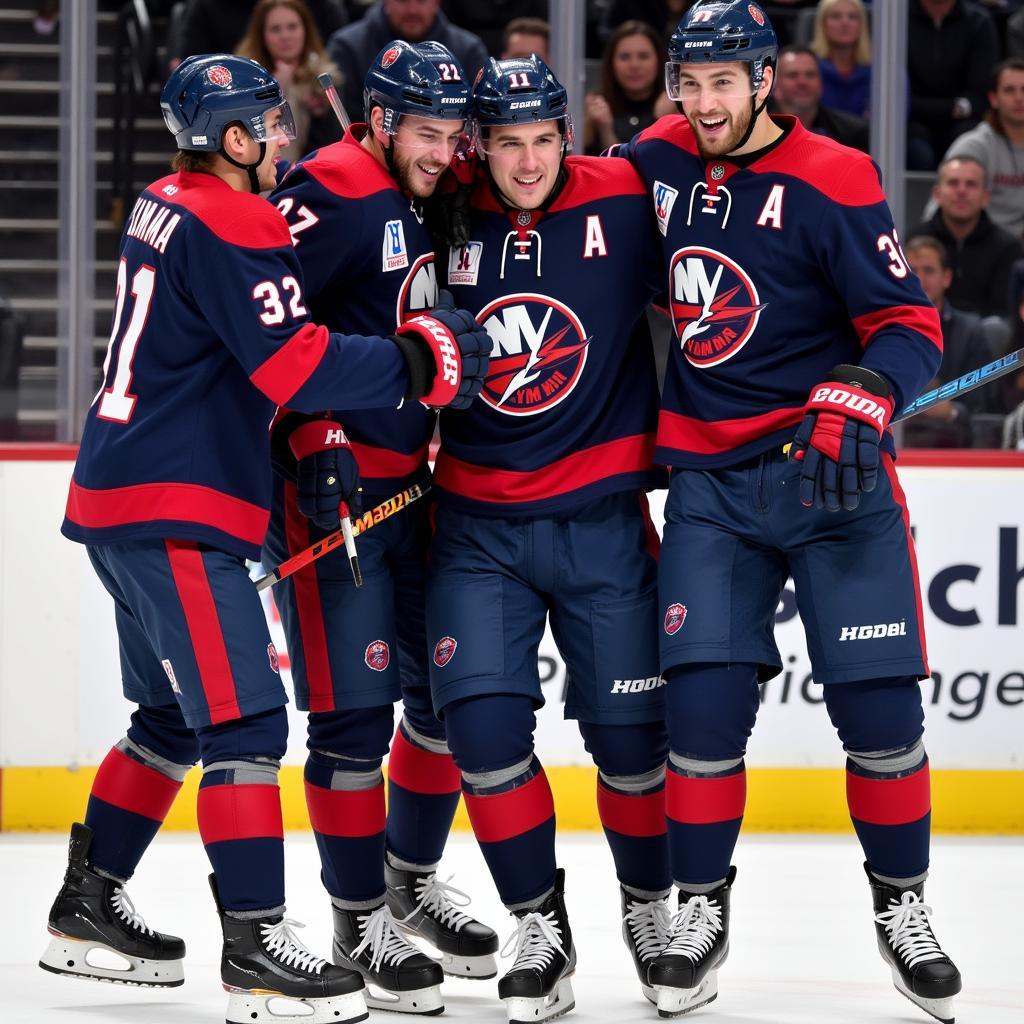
[584,21,666,154]
[172,0,347,69]
[441,1,548,57]
[909,156,1024,318]
[236,0,342,163]
[772,45,870,152]
[907,0,999,171]
[902,235,997,446]
[327,1,487,122]
[809,0,872,119]
[939,58,1024,239]
[501,16,550,64]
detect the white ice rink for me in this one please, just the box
[3,832,1021,1024]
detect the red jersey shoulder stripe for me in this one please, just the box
[852,304,943,353]
[548,155,648,212]
[249,322,330,405]
[635,114,699,154]
[301,125,399,200]
[657,406,804,456]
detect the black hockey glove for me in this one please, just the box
[390,289,490,410]
[789,364,895,512]
[288,418,361,531]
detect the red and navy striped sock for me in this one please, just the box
[597,767,671,892]
[305,750,387,902]
[666,753,746,887]
[846,743,931,882]
[198,761,285,913]
[386,718,462,868]
[462,756,556,907]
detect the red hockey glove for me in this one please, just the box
[390,289,490,410]
[790,365,895,512]
[287,418,361,531]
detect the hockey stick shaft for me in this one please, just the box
[896,347,1021,420]
[254,484,429,592]
[317,72,351,133]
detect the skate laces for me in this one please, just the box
[875,891,945,969]
[500,911,567,973]
[110,888,154,936]
[625,897,673,962]
[403,873,474,932]
[664,894,722,962]
[351,904,420,972]
[260,918,328,974]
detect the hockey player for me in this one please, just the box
[263,41,498,1014]
[41,53,488,1024]
[423,57,674,1023]
[614,3,963,1021]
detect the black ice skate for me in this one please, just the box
[649,867,735,1018]
[498,868,576,1024]
[386,855,499,979]
[620,886,673,1005]
[332,899,445,1014]
[866,864,962,1024]
[212,875,367,1024]
[38,822,185,988]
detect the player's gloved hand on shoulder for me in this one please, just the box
[390,289,490,410]
[789,364,895,513]
[289,418,361,531]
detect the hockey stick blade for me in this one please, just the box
[254,484,429,592]
[897,347,1021,420]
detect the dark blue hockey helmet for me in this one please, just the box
[363,40,471,135]
[160,54,295,152]
[666,1,778,98]
[471,56,573,154]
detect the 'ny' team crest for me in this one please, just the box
[365,640,390,672]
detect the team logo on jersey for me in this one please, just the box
[206,65,233,88]
[161,658,181,694]
[433,636,457,668]
[448,241,483,286]
[664,603,687,636]
[749,4,766,27]
[381,46,401,69]
[365,640,390,672]
[267,643,280,674]
[653,180,679,237]
[710,164,726,181]
[396,253,437,326]
[383,219,409,271]
[477,293,590,416]
[669,246,766,368]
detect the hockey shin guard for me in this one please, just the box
[196,708,287,914]
[85,704,198,880]
[386,716,462,869]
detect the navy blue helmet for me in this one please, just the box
[666,1,778,96]
[471,56,573,153]
[160,54,295,152]
[363,40,471,134]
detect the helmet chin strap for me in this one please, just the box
[729,65,773,156]
[220,142,267,194]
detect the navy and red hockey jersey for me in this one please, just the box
[62,170,409,559]
[620,115,942,468]
[270,127,438,494]
[435,156,663,515]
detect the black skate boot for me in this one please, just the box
[212,875,367,1024]
[498,868,576,1024]
[332,899,445,1014]
[620,886,673,1005]
[386,853,499,979]
[649,867,735,1018]
[38,822,185,988]
[866,864,962,1024]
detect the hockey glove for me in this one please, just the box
[790,364,895,512]
[390,289,490,410]
[289,418,361,531]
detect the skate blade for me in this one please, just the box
[39,934,184,988]
[226,987,368,1024]
[393,922,498,979]
[892,969,957,1024]
[504,974,575,1024]
[655,971,718,1018]
[363,982,444,1016]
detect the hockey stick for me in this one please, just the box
[317,72,351,133]
[254,483,429,592]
